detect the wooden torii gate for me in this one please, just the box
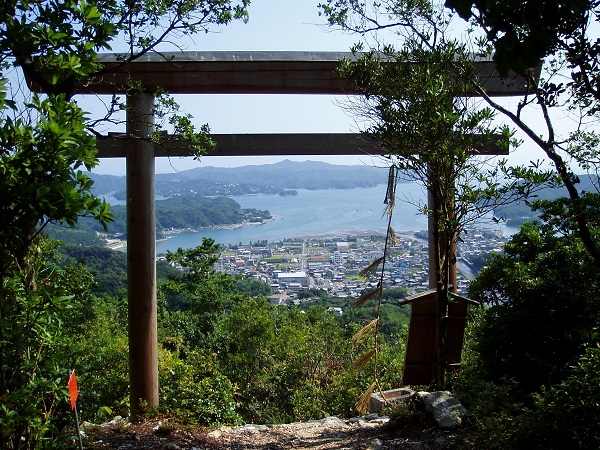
[45,51,535,417]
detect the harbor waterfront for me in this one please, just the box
[155,184,518,253]
[97,184,518,296]
[207,228,507,297]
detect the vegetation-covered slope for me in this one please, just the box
[47,195,272,243]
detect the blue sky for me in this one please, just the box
[89,0,552,176]
[90,1,376,175]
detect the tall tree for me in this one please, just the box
[320,0,520,388]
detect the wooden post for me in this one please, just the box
[427,169,457,389]
[428,187,436,290]
[126,93,158,419]
[428,188,457,291]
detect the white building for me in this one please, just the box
[337,242,350,253]
[333,250,344,265]
[276,271,308,287]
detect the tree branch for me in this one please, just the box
[472,80,600,265]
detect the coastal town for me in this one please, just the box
[204,226,509,306]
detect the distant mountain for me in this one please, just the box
[89,160,389,199]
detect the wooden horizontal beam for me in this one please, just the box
[31,51,539,97]
[96,133,509,158]
[89,52,354,95]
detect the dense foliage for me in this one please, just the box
[233,277,273,297]
[56,239,408,428]
[0,90,113,277]
[468,221,600,392]
[455,218,600,449]
[0,238,98,448]
[445,0,592,75]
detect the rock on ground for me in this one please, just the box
[416,391,468,429]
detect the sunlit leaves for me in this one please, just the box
[0,0,253,268]
[568,129,600,173]
[1,0,251,96]
[319,0,442,39]
[0,94,114,269]
[0,237,84,448]
[153,89,215,159]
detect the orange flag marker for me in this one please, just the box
[68,370,79,410]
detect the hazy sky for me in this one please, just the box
[88,0,552,176]
[89,1,370,175]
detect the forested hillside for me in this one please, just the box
[47,195,272,243]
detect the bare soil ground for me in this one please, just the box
[82,415,466,449]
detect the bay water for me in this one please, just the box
[155,184,518,253]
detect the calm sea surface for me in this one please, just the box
[154,184,518,253]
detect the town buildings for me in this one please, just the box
[216,227,508,306]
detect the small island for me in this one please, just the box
[112,195,272,236]
[279,190,298,196]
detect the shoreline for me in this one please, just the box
[104,217,279,251]
[103,224,421,252]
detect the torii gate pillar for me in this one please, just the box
[427,187,457,291]
[126,93,159,418]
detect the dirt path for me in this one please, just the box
[84,415,465,449]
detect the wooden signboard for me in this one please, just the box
[400,290,477,385]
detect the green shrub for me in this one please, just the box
[214,300,406,424]
[458,342,600,450]
[453,310,529,450]
[454,374,526,449]
[510,341,600,449]
[0,240,78,449]
[72,320,130,423]
[158,349,242,426]
[468,223,600,393]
